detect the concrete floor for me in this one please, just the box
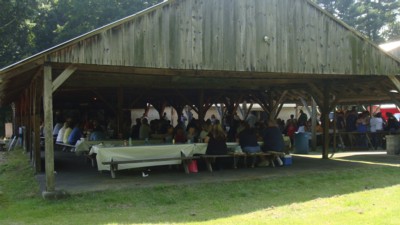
[36,150,400,195]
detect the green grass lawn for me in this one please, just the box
[1,149,400,225]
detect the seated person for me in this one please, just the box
[164,126,174,143]
[204,125,228,170]
[259,120,284,166]
[186,127,198,143]
[53,118,64,138]
[68,122,83,145]
[56,122,68,143]
[237,122,261,154]
[198,123,210,143]
[174,127,187,143]
[89,126,106,141]
[63,122,73,144]
[262,120,284,152]
[205,125,228,155]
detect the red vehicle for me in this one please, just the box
[371,105,400,121]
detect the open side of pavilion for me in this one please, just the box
[0,0,399,195]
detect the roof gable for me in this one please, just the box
[42,0,399,75]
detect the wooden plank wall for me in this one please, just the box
[388,48,400,60]
[48,0,400,76]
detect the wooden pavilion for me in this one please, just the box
[0,0,399,195]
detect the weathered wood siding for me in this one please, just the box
[389,48,400,60]
[48,0,400,75]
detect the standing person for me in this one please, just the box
[139,118,152,140]
[385,112,399,133]
[356,111,369,147]
[131,118,141,139]
[210,114,217,125]
[346,107,358,132]
[336,111,345,131]
[285,118,297,149]
[205,125,228,170]
[162,112,168,121]
[370,112,384,149]
[297,110,308,127]
[246,112,257,128]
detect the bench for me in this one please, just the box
[101,151,286,178]
[102,156,200,178]
[201,151,285,172]
[55,142,75,152]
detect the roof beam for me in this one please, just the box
[388,75,400,92]
[52,65,77,93]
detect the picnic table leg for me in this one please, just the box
[204,158,213,172]
[366,133,373,150]
[233,156,238,169]
[110,162,117,179]
[182,159,190,174]
[270,156,275,168]
[250,154,257,168]
[110,167,116,178]
[91,157,95,167]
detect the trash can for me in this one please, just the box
[294,132,309,154]
[386,135,400,155]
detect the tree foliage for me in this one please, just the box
[0,0,162,68]
[0,0,38,67]
[313,0,400,43]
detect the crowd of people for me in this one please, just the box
[42,106,399,171]
[47,111,288,167]
[126,113,287,168]
[47,106,398,152]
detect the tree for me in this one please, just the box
[313,0,400,43]
[0,0,162,68]
[0,0,39,68]
[32,0,163,54]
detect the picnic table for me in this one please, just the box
[74,138,164,154]
[90,143,195,172]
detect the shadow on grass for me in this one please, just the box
[27,151,400,224]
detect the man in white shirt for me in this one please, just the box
[370,112,384,149]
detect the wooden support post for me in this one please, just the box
[32,78,42,172]
[43,64,55,192]
[28,85,33,160]
[274,103,284,120]
[197,89,206,122]
[299,97,312,116]
[322,84,330,159]
[117,88,124,136]
[34,115,41,172]
[311,97,317,151]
